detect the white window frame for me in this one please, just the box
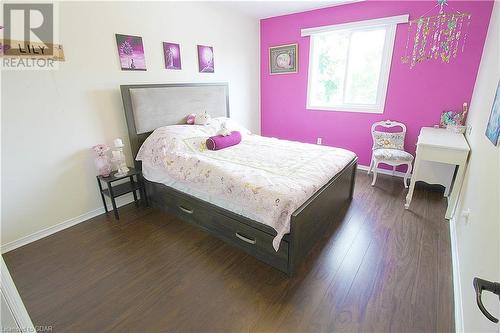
[302,15,408,114]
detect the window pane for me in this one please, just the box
[309,31,349,107]
[344,29,386,105]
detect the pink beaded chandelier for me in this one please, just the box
[401,0,472,69]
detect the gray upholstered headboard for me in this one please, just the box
[120,83,230,168]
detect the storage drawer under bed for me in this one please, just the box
[201,209,289,271]
[148,183,290,273]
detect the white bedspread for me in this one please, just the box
[136,119,356,250]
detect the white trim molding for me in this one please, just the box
[1,256,35,331]
[1,194,135,254]
[449,217,464,333]
[301,14,409,36]
[304,15,408,114]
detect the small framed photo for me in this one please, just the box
[197,45,214,73]
[269,43,298,75]
[163,42,181,70]
[115,34,146,71]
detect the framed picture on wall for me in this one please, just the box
[163,42,181,70]
[485,81,500,146]
[197,45,214,73]
[115,34,146,71]
[269,43,298,75]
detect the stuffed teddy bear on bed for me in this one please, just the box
[216,122,231,136]
[186,114,196,124]
[194,111,211,125]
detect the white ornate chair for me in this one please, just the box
[368,120,414,188]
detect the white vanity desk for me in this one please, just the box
[405,127,470,219]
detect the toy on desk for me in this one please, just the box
[440,102,468,127]
[440,102,468,133]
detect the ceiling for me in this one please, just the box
[216,1,362,19]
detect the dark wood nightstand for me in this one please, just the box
[96,168,148,220]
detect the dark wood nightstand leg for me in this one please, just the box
[131,176,139,207]
[97,177,108,213]
[108,183,119,220]
[133,190,139,207]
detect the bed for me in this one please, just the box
[120,82,358,276]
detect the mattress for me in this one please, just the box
[137,118,356,250]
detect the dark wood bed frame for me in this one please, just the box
[120,83,357,276]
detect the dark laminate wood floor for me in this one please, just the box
[3,171,454,332]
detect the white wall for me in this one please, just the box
[453,2,500,332]
[1,1,260,245]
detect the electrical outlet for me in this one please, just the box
[461,208,471,223]
[317,137,322,145]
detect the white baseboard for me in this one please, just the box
[449,217,463,333]
[357,164,411,179]
[1,194,135,254]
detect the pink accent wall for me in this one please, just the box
[260,0,494,168]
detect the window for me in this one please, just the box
[303,15,408,113]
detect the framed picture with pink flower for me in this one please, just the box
[269,43,298,75]
[115,34,146,71]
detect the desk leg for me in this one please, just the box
[446,163,466,219]
[405,156,421,209]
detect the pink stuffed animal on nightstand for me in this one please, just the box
[92,144,112,177]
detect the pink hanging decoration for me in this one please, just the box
[401,0,471,69]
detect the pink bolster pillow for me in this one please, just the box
[206,131,241,150]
